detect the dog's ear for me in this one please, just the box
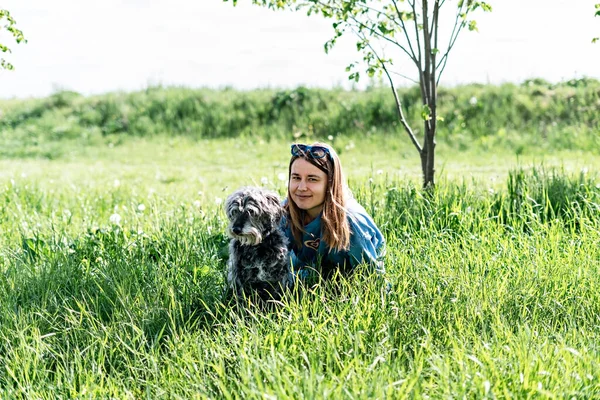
[224,192,239,218]
[265,192,284,222]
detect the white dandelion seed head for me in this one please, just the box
[328,135,334,141]
[261,177,269,185]
[137,204,146,212]
[277,173,286,182]
[109,213,122,225]
[113,179,120,187]
[469,96,478,105]
[376,169,383,175]
[215,197,223,205]
[193,200,202,208]
[63,209,72,218]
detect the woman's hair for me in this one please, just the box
[285,142,351,251]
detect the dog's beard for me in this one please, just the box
[228,226,263,246]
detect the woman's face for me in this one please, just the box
[289,158,328,219]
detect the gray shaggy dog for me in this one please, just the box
[224,186,293,302]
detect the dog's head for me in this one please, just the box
[224,187,284,245]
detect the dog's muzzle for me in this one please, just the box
[228,225,263,246]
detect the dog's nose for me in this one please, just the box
[232,226,243,235]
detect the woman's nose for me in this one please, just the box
[298,180,307,190]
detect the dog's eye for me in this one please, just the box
[246,207,261,217]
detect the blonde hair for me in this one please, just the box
[285,142,350,251]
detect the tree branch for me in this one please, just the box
[436,4,466,85]
[389,70,420,84]
[390,0,419,67]
[346,12,418,64]
[422,0,432,112]
[353,27,422,153]
[408,0,428,107]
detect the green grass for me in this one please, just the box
[1,125,600,397]
[1,79,599,160]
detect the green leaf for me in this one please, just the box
[468,20,478,31]
[593,37,599,44]
[421,104,432,121]
[348,72,360,82]
[378,21,391,35]
[480,2,493,12]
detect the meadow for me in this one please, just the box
[0,82,599,398]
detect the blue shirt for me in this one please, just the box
[281,198,385,281]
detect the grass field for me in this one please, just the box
[1,88,600,397]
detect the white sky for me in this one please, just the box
[1,0,599,99]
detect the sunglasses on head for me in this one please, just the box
[291,144,331,160]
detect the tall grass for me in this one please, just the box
[1,78,599,159]
[1,164,599,397]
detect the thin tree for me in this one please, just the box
[0,9,27,70]
[226,0,491,189]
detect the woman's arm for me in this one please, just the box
[346,204,386,274]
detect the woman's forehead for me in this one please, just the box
[290,158,327,177]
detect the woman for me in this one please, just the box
[282,142,385,283]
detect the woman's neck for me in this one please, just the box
[303,211,320,225]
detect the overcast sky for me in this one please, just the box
[1,0,599,99]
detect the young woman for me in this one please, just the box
[282,142,385,282]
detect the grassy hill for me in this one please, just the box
[1,77,599,159]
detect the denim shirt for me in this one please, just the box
[281,198,385,281]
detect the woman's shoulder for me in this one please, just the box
[345,198,372,221]
[345,198,380,234]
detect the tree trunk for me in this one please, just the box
[420,0,436,190]
[424,120,436,189]
[424,83,437,190]
[420,122,435,190]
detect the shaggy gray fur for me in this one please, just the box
[224,186,292,301]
